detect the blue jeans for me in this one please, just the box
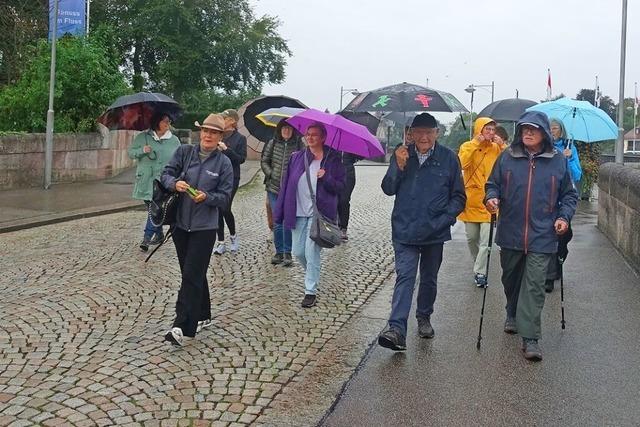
[267,192,292,254]
[388,242,444,337]
[143,201,162,238]
[291,216,322,295]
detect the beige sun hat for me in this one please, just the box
[194,114,225,131]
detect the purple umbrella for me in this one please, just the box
[286,109,384,159]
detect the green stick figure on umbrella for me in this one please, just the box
[372,95,391,108]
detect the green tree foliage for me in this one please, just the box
[91,0,291,103]
[576,88,616,120]
[0,35,130,132]
[440,113,476,151]
[0,1,48,87]
[174,87,261,129]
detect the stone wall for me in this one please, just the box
[0,130,137,189]
[598,162,640,273]
[0,129,197,190]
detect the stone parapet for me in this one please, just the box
[598,162,640,273]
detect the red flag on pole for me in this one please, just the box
[546,69,552,101]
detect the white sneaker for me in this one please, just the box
[196,319,212,333]
[213,242,226,255]
[229,235,239,252]
[164,327,184,346]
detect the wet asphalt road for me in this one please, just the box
[323,203,640,427]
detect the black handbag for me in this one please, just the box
[303,149,342,249]
[149,145,195,227]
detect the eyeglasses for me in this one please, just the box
[521,126,539,135]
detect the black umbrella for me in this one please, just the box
[97,92,182,131]
[237,95,307,152]
[383,111,417,126]
[342,82,468,113]
[338,111,380,135]
[477,98,537,122]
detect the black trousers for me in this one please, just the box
[172,227,216,337]
[337,173,356,230]
[217,181,239,241]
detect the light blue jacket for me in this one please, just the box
[554,139,582,184]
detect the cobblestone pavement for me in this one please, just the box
[0,165,395,426]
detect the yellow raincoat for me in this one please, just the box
[457,117,506,223]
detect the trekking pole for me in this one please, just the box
[559,257,566,329]
[476,213,496,350]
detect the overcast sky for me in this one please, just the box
[251,0,638,123]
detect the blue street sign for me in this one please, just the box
[49,0,86,40]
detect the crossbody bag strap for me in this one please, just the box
[179,144,196,180]
[303,149,320,216]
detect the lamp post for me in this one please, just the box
[615,0,628,164]
[44,0,59,189]
[465,85,476,139]
[465,82,495,138]
[339,86,359,111]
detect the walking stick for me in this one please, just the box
[476,213,496,350]
[559,256,566,329]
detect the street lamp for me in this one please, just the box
[465,85,476,138]
[465,82,495,138]
[339,86,359,111]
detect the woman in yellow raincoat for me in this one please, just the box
[458,117,506,287]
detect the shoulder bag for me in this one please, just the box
[303,149,342,249]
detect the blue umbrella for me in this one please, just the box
[526,97,618,142]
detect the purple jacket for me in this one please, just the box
[274,148,346,230]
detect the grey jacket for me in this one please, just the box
[161,144,234,232]
[261,127,303,195]
[485,111,578,254]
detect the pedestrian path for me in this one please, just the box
[322,201,640,427]
[0,160,261,233]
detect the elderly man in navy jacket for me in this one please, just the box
[378,113,466,351]
[485,111,578,361]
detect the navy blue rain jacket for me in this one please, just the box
[382,142,466,246]
[485,111,578,254]
[161,144,234,232]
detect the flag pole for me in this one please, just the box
[546,68,552,101]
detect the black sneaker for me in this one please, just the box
[378,328,406,351]
[417,317,434,338]
[474,273,488,288]
[139,236,151,252]
[301,294,316,308]
[522,338,542,361]
[271,253,284,265]
[282,253,293,267]
[149,232,165,245]
[504,317,517,334]
[545,279,555,293]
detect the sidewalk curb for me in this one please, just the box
[0,201,145,234]
[0,168,261,234]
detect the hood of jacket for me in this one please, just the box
[472,117,496,139]
[511,111,553,153]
